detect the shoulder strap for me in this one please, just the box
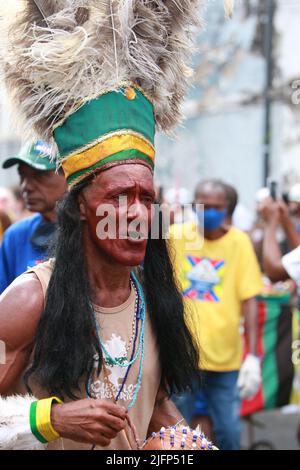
[26,259,54,300]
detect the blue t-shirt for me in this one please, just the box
[0,214,49,294]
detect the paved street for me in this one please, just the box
[241,407,300,450]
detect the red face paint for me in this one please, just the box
[80,164,155,266]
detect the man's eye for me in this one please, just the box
[114,194,127,200]
[143,196,154,203]
[34,172,45,179]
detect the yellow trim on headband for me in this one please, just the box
[62,133,155,180]
[36,397,62,442]
[61,130,154,160]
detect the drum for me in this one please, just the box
[142,425,218,450]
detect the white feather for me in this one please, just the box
[224,0,234,19]
[0,395,45,450]
[1,0,208,145]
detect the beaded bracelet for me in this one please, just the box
[30,397,63,444]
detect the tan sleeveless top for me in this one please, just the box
[26,260,161,450]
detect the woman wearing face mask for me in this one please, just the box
[170,179,263,451]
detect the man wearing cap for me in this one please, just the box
[0,141,67,293]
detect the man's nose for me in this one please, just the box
[127,201,148,220]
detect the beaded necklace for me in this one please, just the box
[89,272,145,411]
[92,279,138,354]
[125,281,139,354]
[99,279,140,402]
[115,285,140,401]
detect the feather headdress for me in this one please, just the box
[1,1,232,185]
[224,0,234,19]
[3,1,205,138]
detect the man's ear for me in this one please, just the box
[78,194,87,221]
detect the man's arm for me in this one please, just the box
[237,226,264,401]
[147,387,184,436]
[0,232,14,295]
[263,224,288,282]
[279,201,300,250]
[0,275,127,449]
[259,201,289,282]
[237,297,262,400]
[0,275,47,449]
[0,274,44,394]
[242,297,258,356]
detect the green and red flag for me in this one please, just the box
[241,294,296,417]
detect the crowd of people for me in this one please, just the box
[155,180,300,449]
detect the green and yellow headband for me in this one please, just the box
[53,86,155,186]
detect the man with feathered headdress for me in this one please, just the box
[0,0,233,450]
[0,0,201,449]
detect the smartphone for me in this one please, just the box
[268,180,278,200]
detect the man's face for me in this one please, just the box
[18,163,67,214]
[79,164,155,267]
[195,185,227,212]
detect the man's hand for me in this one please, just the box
[258,198,281,226]
[51,398,127,447]
[277,200,290,224]
[237,354,261,400]
[278,200,300,249]
[148,386,184,436]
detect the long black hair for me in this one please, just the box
[25,177,199,399]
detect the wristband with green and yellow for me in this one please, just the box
[29,397,63,444]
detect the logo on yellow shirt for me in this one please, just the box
[182,256,225,302]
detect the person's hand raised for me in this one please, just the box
[277,199,290,224]
[257,197,281,225]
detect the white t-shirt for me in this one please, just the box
[282,245,300,285]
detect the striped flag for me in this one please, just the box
[241,294,295,417]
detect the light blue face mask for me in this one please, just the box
[199,208,227,231]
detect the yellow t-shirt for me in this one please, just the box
[169,222,263,371]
